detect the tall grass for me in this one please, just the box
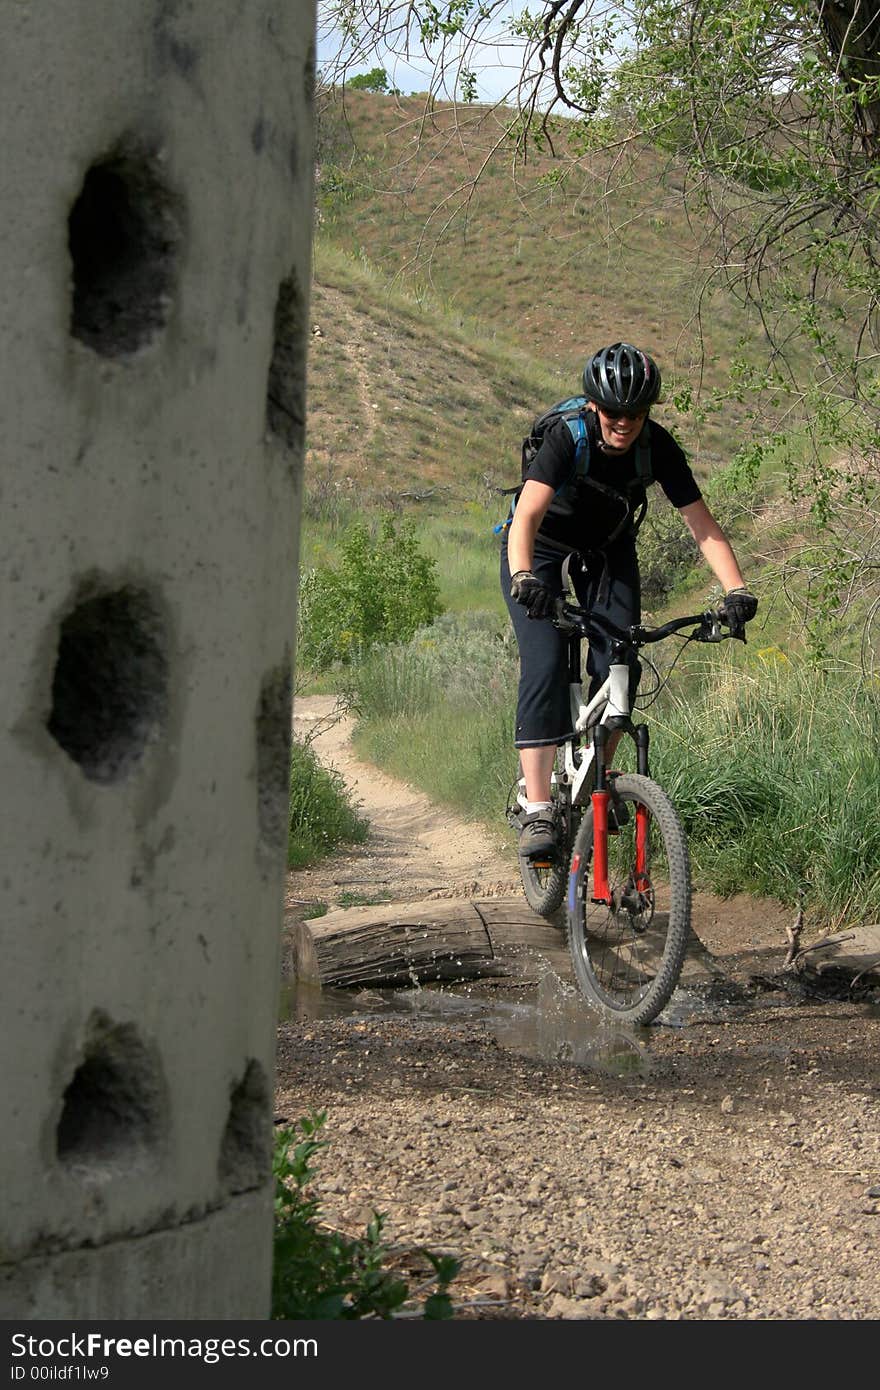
[348,612,520,829]
[288,739,369,868]
[646,650,880,921]
[349,617,880,923]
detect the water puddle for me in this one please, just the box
[280,970,650,1079]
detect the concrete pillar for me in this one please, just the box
[0,1,315,1318]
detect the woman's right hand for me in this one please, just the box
[510,570,555,620]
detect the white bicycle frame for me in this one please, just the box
[565,660,632,804]
[515,599,726,816]
[516,659,632,811]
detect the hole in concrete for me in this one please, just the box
[47,584,169,784]
[68,145,182,356]
[57,1013,168,1171]
[266,270,306,451]
[256,661,293,851]
[219,1060,271,1194]
[304,43,317,104]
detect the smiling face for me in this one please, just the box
[592,403,648,452]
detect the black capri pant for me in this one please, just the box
[501,535,642,749]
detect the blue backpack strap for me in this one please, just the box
[563,409,590,480]
[494,401,590,534]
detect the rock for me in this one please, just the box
[700,1276,745,1306]
[546,1293,594,1319]
[539,1268,572,1295]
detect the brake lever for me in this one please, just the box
[553,598,577,633]
[692,613,725,643]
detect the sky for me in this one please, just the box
[316,2,537,106]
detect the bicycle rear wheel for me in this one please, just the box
[512,754,570,919]
[520,843,567,918]
[566,772,691,1025]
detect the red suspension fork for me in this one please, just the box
[591,790,610,903]
[590,724,611,903]
[635,803,651,890]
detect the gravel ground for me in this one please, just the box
[275,984,880,1321]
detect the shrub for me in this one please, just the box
[297,515,443,671]
[272,1113,459,1319]
[638,479,745,605]
[288,737,368,868]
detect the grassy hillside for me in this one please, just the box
[312,88,812,473]
[304,91,874,647]
[305,241,559,501]
[301,240,562,623]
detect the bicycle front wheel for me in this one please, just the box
[566,772,691,1026]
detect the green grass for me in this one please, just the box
[348,610,519,832]
[346,607,879,924]
[287,738,369,868]
[302,901,329,919]
[645,648,880,921]
[337,889,394,908]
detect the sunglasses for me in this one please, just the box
[598,407,647,422]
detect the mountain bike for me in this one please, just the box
[507,599,740,1025]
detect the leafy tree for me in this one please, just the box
[345,65,390,91]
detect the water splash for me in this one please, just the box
[279,969,649,1079]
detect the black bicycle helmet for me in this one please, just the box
[582,342,661,413]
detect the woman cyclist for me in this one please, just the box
[501,341,758,859]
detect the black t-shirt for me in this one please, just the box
[524,411,702,550]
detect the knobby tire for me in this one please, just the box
[566,772,691,1026]
[520,847,568,918]
[517,751,571,918]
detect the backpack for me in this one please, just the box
[493,396,654,545]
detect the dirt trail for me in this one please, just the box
[288,694,521,910]
[288,694,797,980]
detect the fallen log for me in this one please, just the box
[291,896,570,988]
[789,924,880,983]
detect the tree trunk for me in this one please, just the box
[814,0,880,148]
[291,897,571,988]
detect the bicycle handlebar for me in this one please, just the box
[553,599,737,648]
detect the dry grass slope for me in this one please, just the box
[312,89,801,475]
[306,244,562,501]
